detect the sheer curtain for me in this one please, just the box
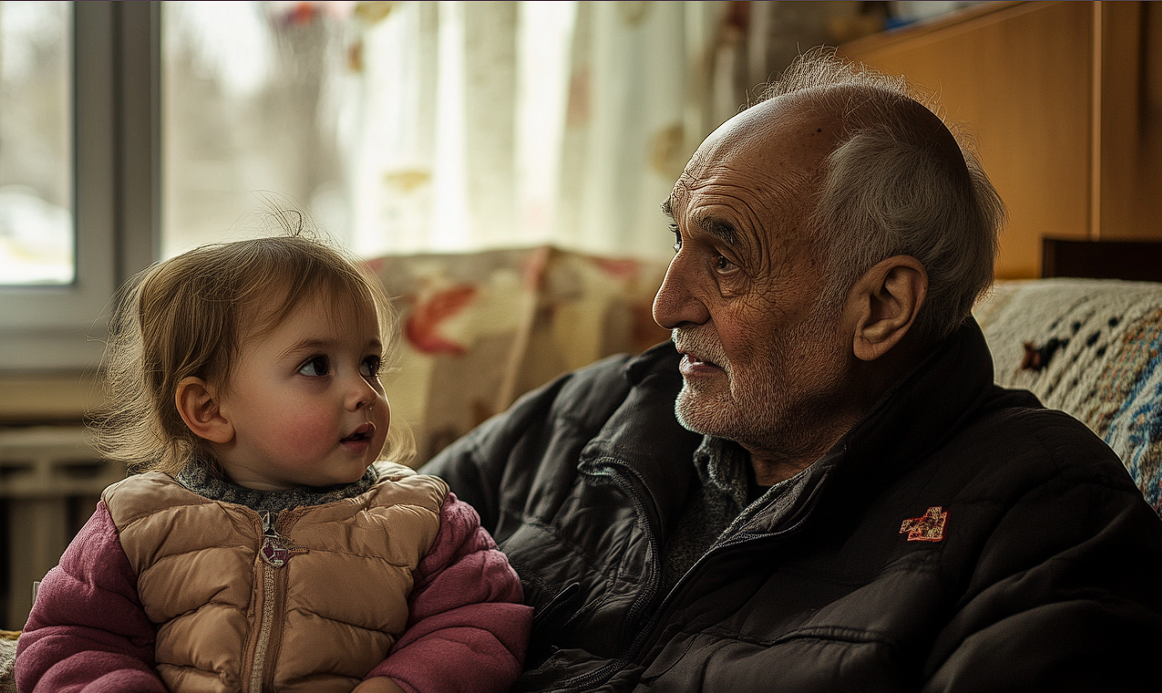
[346,1,728,262]
[160,1,868,262]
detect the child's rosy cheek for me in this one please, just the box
[280,417,330,449]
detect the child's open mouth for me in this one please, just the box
[342,422,375,446]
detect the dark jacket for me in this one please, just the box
[422,320,1162,692]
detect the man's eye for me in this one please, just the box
[360,355,382,379]
[298,356,330,377]
[669,225,682,252]
[716,255,737,272]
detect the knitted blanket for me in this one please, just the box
[1,630,16,693]
[975,278,1162,514]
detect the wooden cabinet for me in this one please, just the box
[841,1,1161,279]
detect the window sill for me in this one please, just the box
[0,373,102,425]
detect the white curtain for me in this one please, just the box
[346,1,729,262]
[158,1,861,262]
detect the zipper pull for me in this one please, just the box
[259,511,303,568]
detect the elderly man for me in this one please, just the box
[421,50,1162,691]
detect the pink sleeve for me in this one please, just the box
[15,501,165,693]
[370,492,532,693]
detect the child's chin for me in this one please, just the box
[339,466,373,484]
[306,466,371,489]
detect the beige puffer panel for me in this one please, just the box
[103,463,449,693]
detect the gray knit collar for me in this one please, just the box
[692,436,753,513]
[693,435,827,535]
[175,457,379,514]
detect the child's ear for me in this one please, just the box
[175,376,234,444]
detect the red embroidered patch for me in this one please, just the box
[900,506,949,542]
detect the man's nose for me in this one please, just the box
[652,253,710,329]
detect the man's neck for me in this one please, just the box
[744,348,921,486]
[745,426,849,486]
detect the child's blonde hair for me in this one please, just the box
[95,230,413,476]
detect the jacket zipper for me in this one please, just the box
[553,458,833,692]
[249,561,276,692]
[248,511,293,692]
[551,459,662,691]
[629,465,834,661]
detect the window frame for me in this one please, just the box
[0,1,158,373]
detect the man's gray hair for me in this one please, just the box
[758,48,1006,343]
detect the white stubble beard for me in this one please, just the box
[671,306,844,456]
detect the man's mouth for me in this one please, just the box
[676,347,729,380]
[673,330,727,375]
[680,350,719,368]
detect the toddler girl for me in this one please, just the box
[16,233,531,693]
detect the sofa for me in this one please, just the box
[3,259,1161,689]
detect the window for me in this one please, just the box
[1,1,728,373]
[0,2,155,372]
[0,1,72,286]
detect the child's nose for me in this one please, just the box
[346,375,377,410]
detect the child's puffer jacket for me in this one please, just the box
[16,463,531,693]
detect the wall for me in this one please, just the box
[841,1,1162,278]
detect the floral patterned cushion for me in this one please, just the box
[368,246,669,464]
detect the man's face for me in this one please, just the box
[652,96,855,465]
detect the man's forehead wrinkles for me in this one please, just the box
[668,175,694,216]
[686,183,768,226]
[670,153,807,249]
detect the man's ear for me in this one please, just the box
[175,376,234,444]
[845,255,927,362]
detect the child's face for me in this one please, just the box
[211,292,390,491]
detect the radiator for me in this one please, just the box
[0,426,127,630]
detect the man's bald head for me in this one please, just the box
[743,49,1005,343]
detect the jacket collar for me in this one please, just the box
[176,456,381,513]
[579,341,701,537]
[832,317,997,483]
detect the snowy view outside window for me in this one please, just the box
[2,1,600,278]
[0,1,73,286]
[1,0,356,283]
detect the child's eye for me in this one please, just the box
[360,355,382,379]
[299,356,330,377]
